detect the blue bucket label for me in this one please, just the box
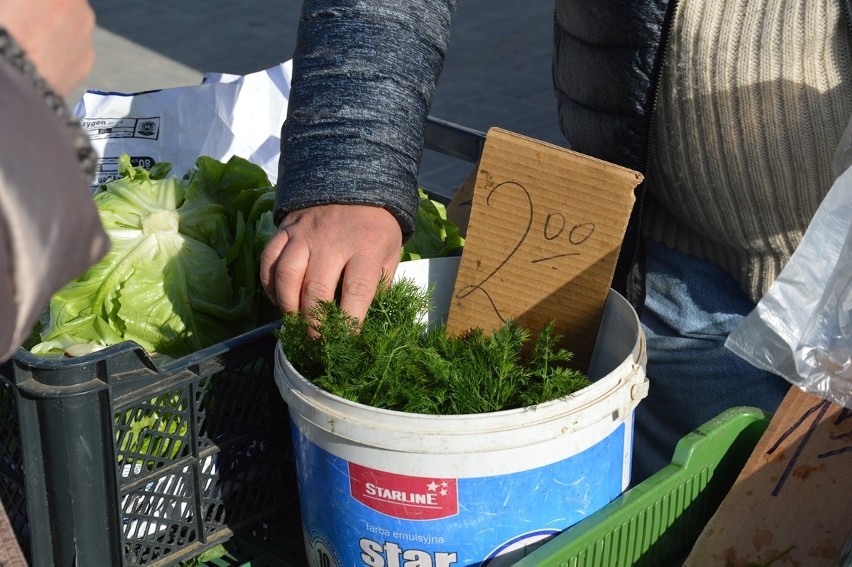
[291,420,628,567]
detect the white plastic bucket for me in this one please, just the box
[274,257,647,566]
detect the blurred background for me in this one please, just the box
[74,0,568,193]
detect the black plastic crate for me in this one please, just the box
[0,322,298,566]
[0,116,485,567]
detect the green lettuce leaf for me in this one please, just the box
[401,188,465,261]
[31,154,276,359]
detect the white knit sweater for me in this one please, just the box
[644,0,852,302]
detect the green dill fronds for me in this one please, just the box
[275,278,590,415]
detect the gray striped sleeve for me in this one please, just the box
[275,0,458,239]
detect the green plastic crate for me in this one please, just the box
[514,406,771,567]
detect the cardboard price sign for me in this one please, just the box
[445,128,642,369]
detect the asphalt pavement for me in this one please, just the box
[74,1,567,194]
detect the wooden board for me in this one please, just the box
[686,386,852,566]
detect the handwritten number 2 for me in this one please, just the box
[455,180,597,322]
[455,181,532,323]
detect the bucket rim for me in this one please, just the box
[274,342,644,455]
[274,340,637,420]
[273,257,647,448]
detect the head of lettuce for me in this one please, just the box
[29,154,277,360]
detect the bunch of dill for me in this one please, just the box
[275,278,590,415]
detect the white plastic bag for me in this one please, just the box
[71,61,292,188]
[725,122,852,409]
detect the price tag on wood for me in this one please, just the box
[445,128,642,369]
[686,386,852,566]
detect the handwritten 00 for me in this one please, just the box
[455,180,596,324]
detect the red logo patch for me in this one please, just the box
[349,463,458,520]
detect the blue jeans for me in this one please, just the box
[630,239,790,485]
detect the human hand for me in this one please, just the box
[0,0,96,96]
[260,204,403,324]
